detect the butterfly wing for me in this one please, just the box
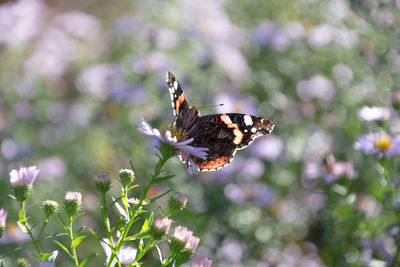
[191,113,274,171]
[166,72,189,117]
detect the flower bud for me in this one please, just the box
[64,191,82,216]
[42,200,59,218]
[151,216,172,239]
[17,258,28,267]
[9,166,40,202]
[0,209,7,238]
[94,172,112,193]
[168,192,188,214]
[119,169,135,187]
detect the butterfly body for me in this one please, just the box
[166,72,274,171]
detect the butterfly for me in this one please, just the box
[167,72,274,172]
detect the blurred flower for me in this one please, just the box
[224,182,275,206]
[94,172,111,193]
[250,135,284,162]
[322,155,358,183]
[296,75,335,101]
[191,255,212,267]
[0,0,45,46]
[127,197,140,207]
[168,192,188,213]
[0,209,7,238]
[332,63,354,88]
[64,191,82,216]
[119,169,135,187]
[392,91,400,109]
[101,238,137,265]
[217,238,243,263]
[354,132,400,158]
[41,200,59,218]
[133,52,172,74]
[137,119,208,172]
[37,156,67,180]
[1,139,18,160]
[151,216,172,239]
[355,195,381,217]
[308,24,335,48]
[214,93,258,115]
[358,106,395,121]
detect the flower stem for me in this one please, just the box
[19,201,42,258]
[101,192,116,262]
[106,156,168,267]
[68,215,79,267]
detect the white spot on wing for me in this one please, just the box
[251,128,257,133]
[244,115,253,126]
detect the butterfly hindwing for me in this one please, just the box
[166,72,189,117]
[192,113,274,171]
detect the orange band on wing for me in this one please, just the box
[198,156,231,170]
[220,114,243,144]
[175,94,186,115]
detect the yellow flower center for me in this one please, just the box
[160,125,187,142]
[374,136,392,151]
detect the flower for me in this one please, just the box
[358,106,395,121]
[0,209,7,238]
[151,216,172,239]
[170,225,193,254]
[137,119,208,172]
[354,132,400,158]
[64,191,82,216]
[9,166,39,187]
[9,166,40,202]
[42,200,59,218]
[168,192,188,213]
[119,169,135,186]
[185,235,200,253]
[191,255,212,267]
[101,238,137,265]
[94,172,111,193]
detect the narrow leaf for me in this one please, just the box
[149,190,171,203]
[155,244,163,263]
[48,250,58,263]
[153,175,174,184]
[79,253,97,267]
[71,212,84,223]
[107,196,122,210]
[54,240,72,257]
[74,226,85,239]
[140,219,149,234]
[72,235,86,249]
[127,184,139,191]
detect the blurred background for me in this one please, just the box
[1,0,400,266]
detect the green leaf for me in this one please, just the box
[79,253,97,267]
[71,212,84,223]
[74,226,85,239]
[149,190,171,203]
[155,244,163,263]
[140,219,149,233]
[54,240,72,257]
[72,235,86,249]
[127,184,139,191]
[16,221,29,233]
[37,233,67,241]
[107,196,122,210]
[88,228,100,240]
[40,250,58,262]
[58,214,67,228]
[153,175,175,184]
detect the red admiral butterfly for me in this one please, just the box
[167,72,275,172]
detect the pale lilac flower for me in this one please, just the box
[138,119,208,172]
[151,216,172,238]
[296,75,335,101]
[191,255,212,267]
[324,161,358,183]
[358,106,395,122]
[168,192,188,212]
[9,166,40,187]
[101,238,137,265]
[185,235,200,253]
[0,209,7,228]
[173,225,193,244]
[354,132,400,158]
[65,191,82,203]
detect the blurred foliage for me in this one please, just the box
[1,0,400,266]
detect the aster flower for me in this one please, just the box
[94,172,111,193]
[64,191,82,216]
[137,119,208,172]
[323,155,358,183]
[9,166,40,202]
[9,166,40,187]
[354,132,400,158]
[151,216,172,239]
[101,238,137,265]
[357,106,395,122]
[170,225,193,254]
[191,255,212,267]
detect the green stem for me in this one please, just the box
[106,157,168,267]
[38,218,49,239]
[127,239,155,266]
[19,201,42,258]
[68,216,79,267]
[101,192,117,263]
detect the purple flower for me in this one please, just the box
[101,239,137,265]
[0,209,7,228]
[358,106,395,121]
[354,132,400,158]
[137,119,208,172]
[191,255,212,267]
[324,161,358,183]
[172,225,193,244]
[185,235,200,253]
[151,216,172,239]
[65,191,82,203]
[9,166,39,187]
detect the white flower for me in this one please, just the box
[137,119,208,172]
[101,239,137,265]
[358,106,395,122]
[9,166,40,187]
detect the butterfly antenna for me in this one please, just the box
[198,103,224,110]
